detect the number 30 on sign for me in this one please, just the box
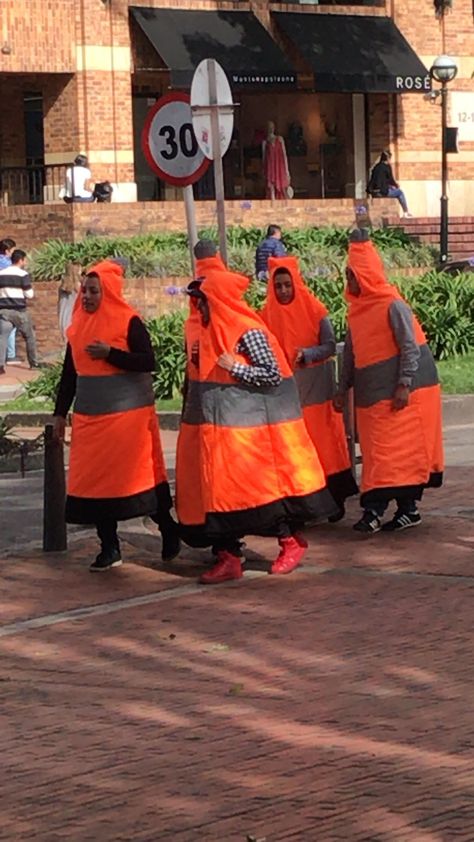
[142,92,210,187]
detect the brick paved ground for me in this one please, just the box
[1,436,474,840]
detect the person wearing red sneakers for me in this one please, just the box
[178,263,337,584]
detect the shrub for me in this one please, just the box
[401,271,474,359]
[25,359,64,401]
[146,310,187,400]
[25,270,474,408]
[30,225,437,281]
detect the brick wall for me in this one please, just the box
[393,0,474,187]
[0,206,74,251]
[71,198,398,239]
[1,0,75,73]
[0,199,398,252]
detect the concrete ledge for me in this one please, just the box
[441,395,474,428]
[0,410,181,431]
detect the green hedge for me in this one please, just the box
[30,225,438,281]
[28,270,474,403]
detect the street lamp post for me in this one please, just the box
[430,55,458,266]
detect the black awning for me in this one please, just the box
[131,8,296,88]
[273,13,430,93]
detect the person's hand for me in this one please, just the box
[392,384,410,411]
[86,340,111,360]
[190,340,199,367]
[333,393,345,413]
[52,416,66,442]
[295,349,305,365]
[217,352,235,372]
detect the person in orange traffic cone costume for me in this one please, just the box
[53,262,180,571]
[335,229,444,533]
[177,260,338,584]
[262,255,358,519]
[175,241,222,533]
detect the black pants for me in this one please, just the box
[367,498,417,518]
[96,519,120,552]
[0,309,38,367]
[96,509,179,553]
[212,520,299,556]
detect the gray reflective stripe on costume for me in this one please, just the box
[354,344,439,408]
[75,373,155,415]
[294,359,335,407]
[182,375,302,427]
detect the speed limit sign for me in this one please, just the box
[142,92,210,187]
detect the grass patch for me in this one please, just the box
[437,352,474,395]
[1,395,182,413]
[1,396,54,412]
[156,397,182,412]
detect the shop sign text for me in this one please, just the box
[231,74,296,86]
[395,75,431,92]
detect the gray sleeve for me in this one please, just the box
[338,330,354,392]
[301,317,336,364]
[389,300,421,387]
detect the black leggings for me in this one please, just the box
[367,498,417,517]
[96,509,179,553]
[96,519,119,552]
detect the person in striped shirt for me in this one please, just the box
[0,249,40,373]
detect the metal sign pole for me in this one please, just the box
[207,59,228,266]
[183,184,198,275]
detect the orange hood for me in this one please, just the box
[261,256,328,368]
[67,262,139,375]
[346,239,403,311]
[199,268,270,380]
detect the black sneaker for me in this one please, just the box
[353,510,382,534]
[89,548,122,572]
[381,511,421,532]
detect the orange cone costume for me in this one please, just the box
[345,237,444,508]
[65,263,170,523]
[262,256,357,507]
[177,265,336,543]
[176,254,228,533]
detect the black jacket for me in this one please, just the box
[367,161,396,197]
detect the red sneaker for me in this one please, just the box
[270,536,305,575]
[199,551,243,584]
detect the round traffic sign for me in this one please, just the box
[141,92,210,187]
[191,59,234,161]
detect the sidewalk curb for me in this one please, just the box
[1,396,473,431]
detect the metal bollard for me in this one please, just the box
[336,342,357,475]
[43,423,67,552]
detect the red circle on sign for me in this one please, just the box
[141,92,210,187]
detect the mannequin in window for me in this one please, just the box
[262,121,291,200]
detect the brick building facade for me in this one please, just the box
[0,0,472,217]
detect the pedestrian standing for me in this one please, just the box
[0,249,40,372]
[334,229,444,533]
[178,263,337,583]
[53,262,180,570]
[255,225,286,281]
[262,255,358,519]
[0,238,17,362]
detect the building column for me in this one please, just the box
[42,0,136,202]
[352,94,367,199]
